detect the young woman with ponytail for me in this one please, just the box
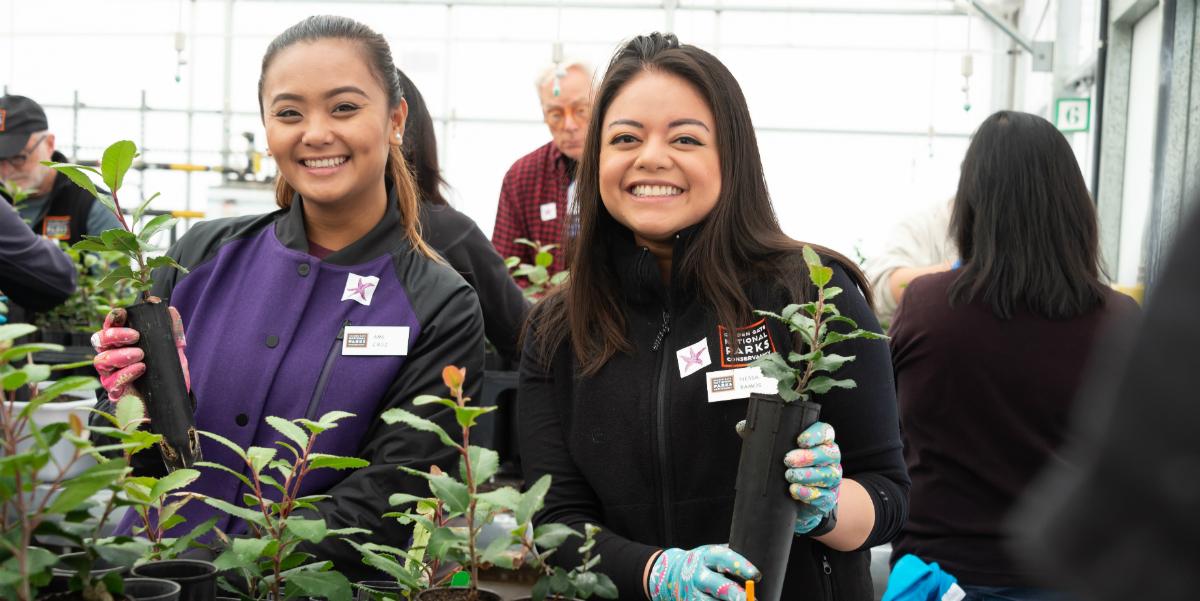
[88,15,483,578]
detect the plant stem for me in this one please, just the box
[793,287,828,396]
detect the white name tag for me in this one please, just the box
[342,326,410,356]
[540,202,557,221]
[705,367,778,403]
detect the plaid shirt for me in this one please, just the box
[491,141,575,275]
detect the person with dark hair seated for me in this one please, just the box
[888,110,1139,600]
[397,68,529,365]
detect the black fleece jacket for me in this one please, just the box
[518,231,909,600]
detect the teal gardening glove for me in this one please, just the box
[648,544,760,601]
[786,421,842,535]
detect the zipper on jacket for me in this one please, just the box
[651,310,673,545]
[304,319,350,420]
[820,554,835,601]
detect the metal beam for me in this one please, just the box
[966,0,1054,70]
[235,0,967,16]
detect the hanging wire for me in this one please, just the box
[1031,0,1053,39]
[174,0,188,83]
[961,7,973,113]
[552,0,565,96]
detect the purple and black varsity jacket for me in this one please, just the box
[119,188,483,579]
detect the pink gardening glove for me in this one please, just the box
[92,303,190,402]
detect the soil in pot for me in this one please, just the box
[123,578,182,601]
[414,587,504,601]
[131,559,216,601]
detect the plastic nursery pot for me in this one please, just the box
[43,551,132,595]
[413,587,505,601]
[355,580,406,601]
[131,559,218,601]
[124,299,202,471]
[123,577,183,601]
[728,392,822,601]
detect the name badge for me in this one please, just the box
[706,367,778,403]
[540,202,557,222]
[342,326,410,356]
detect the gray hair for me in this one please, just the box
[534,60,595,93]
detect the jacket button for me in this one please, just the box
[235,414,249,427]
[298,263,310,276]
[266,335,279,348]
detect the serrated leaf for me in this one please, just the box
[265,415,309,450]
[516,474,552,525]
[100,228,141,256]
[116,395,146,431]
[480,536,516,569]
[428,473,469,514]
[284,517,328,543]
[138,214,177,244]
[476,486,521,512]
[287,568,352,601]
[202,496,268,527]
[306,454,369,471]
[804,376,857,395]
[246,446,276,475]
[98,265,136,290]
[811,353,855,374]
[463,445,499,487]
[149,468,200,499]
[388,493,426,508]
[380,408,457,449]
[194,461,255,490]
[199,430,248,461]
[533,523,580,549]
[145,255,186,273]
[47,164,100,199]
[48,459,127,513]
[101,140,138,194]
[413,395,458,411]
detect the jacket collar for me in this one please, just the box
[274,180,406,266]
[611,223,702,308]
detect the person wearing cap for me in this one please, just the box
[0,95,123,243]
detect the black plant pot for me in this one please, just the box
[124,577,182,601]
[132,559,218,601]
[125,300,201,471]
[728,393,821,601]
[43,552,131,596]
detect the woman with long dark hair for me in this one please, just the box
[89,16,483,578]
[397,68,528,364]
[519,33,909,600]
[889,110,1139,600]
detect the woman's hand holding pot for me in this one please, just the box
[786,421,842,535]
[647,544,760,601]
[92,304,190,402]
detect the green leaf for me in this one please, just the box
[809,264,833,288]
[145,255,186,273]
[202,496,268,527]
[811,353,855,374]
[550,271,570,286]
[528,266,549,285]
[246,446,276,475]
[517,474,552,525]
[47,163,100,199]
[98,265,136,290]
[463,445,499,487]
[455,405,497,431]
[428,473,469,514]
[194,461,255,490]
[48,459,127,513]
[287,568,352,601]
[823,286,843,300]
[388,493,426,508]
[480,536,516,569]
[199,430,249,461]
[380,408,457,450]
[316,410,355,425]
[71,237,110,253]
[306,454,369,471]
[504,256,519,269]
[535,251,553,268]
[0,323,36,342]
[476,487,521,512]
[214,536,273,570]
[594,572,619,599]
[0,370,28,391]
[804,376,857,395]
[265,415,309,450]
[149,468,200,499]
[0,343,64,362]
[26,376,96,412]
[101,140,138,194]
[116,395,147,431]
[413,395,458,411]
[284,517,328,543]
[137,214,177,243]
[132,191,160,224]
[100,228,141,256]
[801,245,821,268]
[533,523,580,549]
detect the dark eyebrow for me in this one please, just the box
[608,119,643,129]
[271,86,369,105]
[669,118,710,131]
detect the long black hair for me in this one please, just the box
[532,32,868,374]
[949,110,1107,319]
[396,68,449,206]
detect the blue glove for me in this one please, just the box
[785,421,842,535]
[647,545,760,601]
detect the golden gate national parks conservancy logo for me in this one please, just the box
[718,318,777,367]
[345,333,369,348]
[711,374,735,393]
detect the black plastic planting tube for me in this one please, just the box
[728,393,821,601]
[124,300,201,471]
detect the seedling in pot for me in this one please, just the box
[505,239,568,301]
[44,140,200,472]
[512,522,617,601]
[197,410,368,601]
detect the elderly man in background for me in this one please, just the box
[0,95,122,244]
[491,61,594,274]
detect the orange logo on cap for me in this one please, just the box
[0,109,6,132]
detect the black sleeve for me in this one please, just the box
[433,213,530,364]
[0,200,76,312]
[517,318,660,600]
[817,263,910,549]
[298,266,485,580]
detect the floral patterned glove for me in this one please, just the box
[92,304,190,402]
[786,421,842,535]
[648,545,760,601]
